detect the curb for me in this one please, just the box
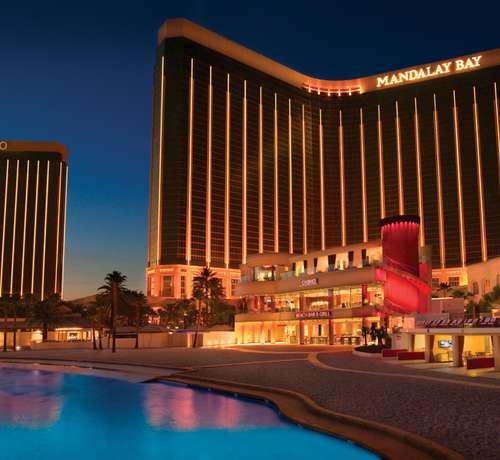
[164,372,464,460]
[352,350,383,359]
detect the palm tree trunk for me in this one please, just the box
[98,328,103,350]
[43,322,48,341]
[92,327,97,350]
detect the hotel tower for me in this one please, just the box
[0,140,68,300]
[147,18,500,299]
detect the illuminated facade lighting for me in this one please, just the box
[31,161,40,295]
[377,105,386,219]
[0,160,10,295]
[206,66,213,265]
[274,93,279,253]
[473,86,488,262]
[20,160,30,295]
[60,164,69,299]
[414,98,425,247]
[54,162,63,293]
[185,58,194,264]
[259,86,264,254]
[224,74,231,268]
[156,55,165,264]
[339,110,346,246]
[9,160,19,295]
[0,142,68,299]
[288,98,293,254]
[40,162,51,299]
[148,19,500,299]
[451,91,466,267]
[395,101,405,215]
[319,109,326,250]
[359,108,368,243]
[495,82,500,191]
[434,94,448,268]
[302,104,308,254]
[242,80,248,264]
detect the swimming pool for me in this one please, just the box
[0,367,378,459]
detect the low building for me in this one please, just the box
[235,215,433,345]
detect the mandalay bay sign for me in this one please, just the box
[376,55,482,88]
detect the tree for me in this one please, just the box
[159,299,194,329]
[361,325,369,347]
[98,271,127,352]
[192,267,224,347]
[27,294,64,341]
[121,289,150,349]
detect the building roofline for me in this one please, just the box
[0,140,68,163]
[159,18,500,95]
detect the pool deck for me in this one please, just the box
[1,345,499,460]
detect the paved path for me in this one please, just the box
[2,346,499,459]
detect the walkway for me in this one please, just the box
[1,346,499,459]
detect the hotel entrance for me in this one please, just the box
[302,319,331,345]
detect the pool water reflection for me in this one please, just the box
[0,367,378,460]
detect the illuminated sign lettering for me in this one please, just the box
[299,277,319,288]
[376,55,482,88]
[295,310,333,319]
[0,141,7,151]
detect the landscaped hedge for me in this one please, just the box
[354,344,387,353]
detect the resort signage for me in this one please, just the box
[376,55,482,88]
[0,141,7,151]
[299,277,319,288]
[295,310,333,319]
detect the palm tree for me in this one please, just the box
[192,267,224,347]
[98,271,127,352]
[122,289,149,349]
[27,294,64,341]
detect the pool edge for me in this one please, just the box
[163,373,463,460]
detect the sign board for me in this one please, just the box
[295,310,333,320]
[299,277,319,288]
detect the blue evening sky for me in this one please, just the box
[1,1,498,299]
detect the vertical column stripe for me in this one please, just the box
[20,160,30,295]
[359,108,368,243]
[288,99,293,254]
[40,162,50,300]
[0,160,10,295]
[258,87,264,254]
[31,161,40,295]
[274,93,279,253]
[434,94,447,268]
[451,91,466,267]
[156,55,165,264]
[242,81,248,264]
[319,109,326,250]
[414,98,425,247]
[339,110,346,246]
[206,66,213,266]
[60,165,68,299]
[224,74,231,268]
[54,162,62,293]
[494,82,500,191]
[377,105,386,219]
[473,86,488,262]
[186,58,194,264]
[9,160,19,295]
[301,104,308,255]
[395,101,405,215]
